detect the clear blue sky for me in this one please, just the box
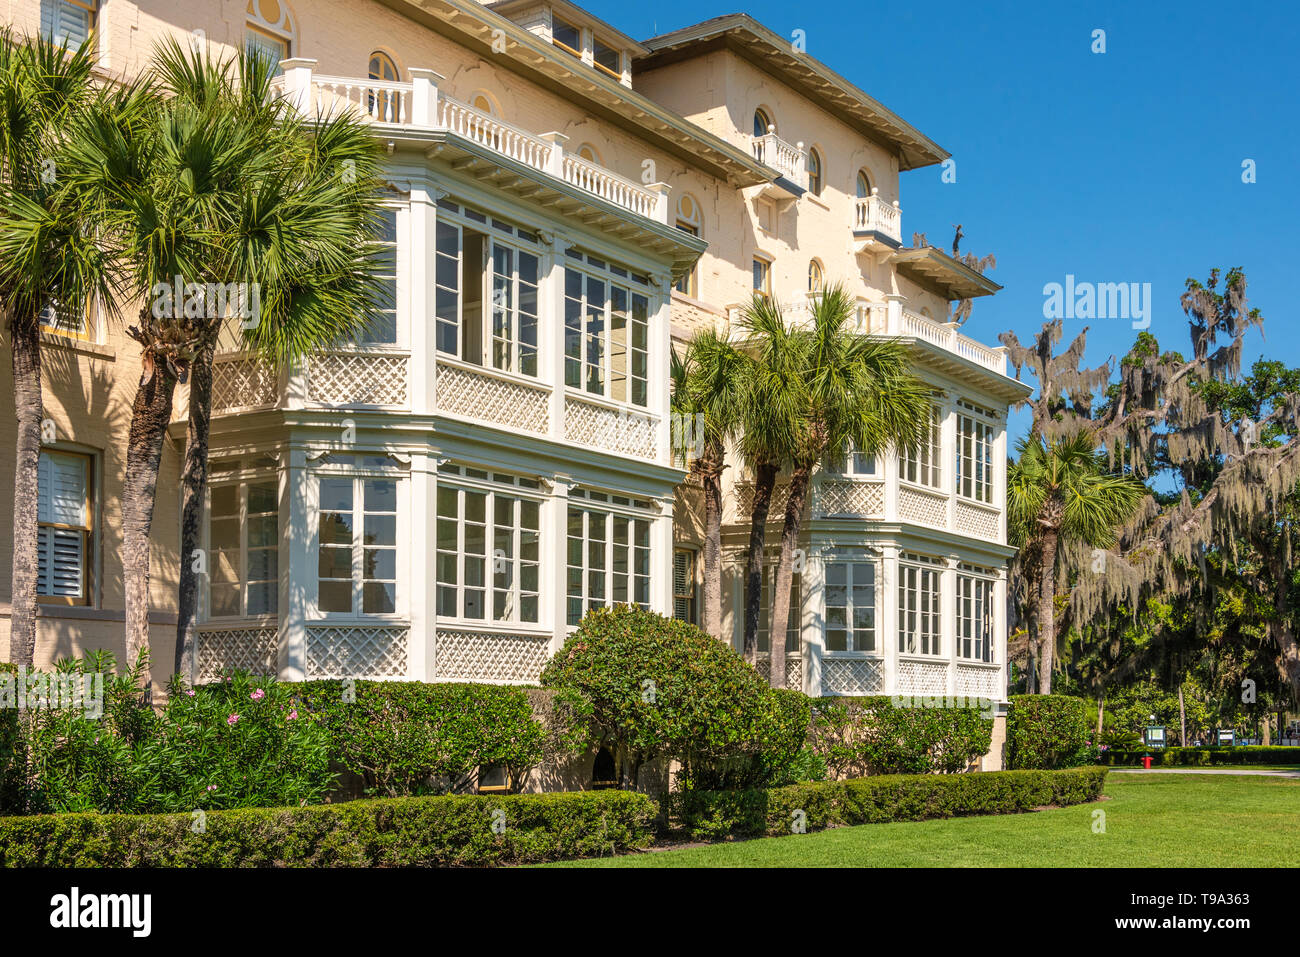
[594,0,1297,441]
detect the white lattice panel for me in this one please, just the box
[812,480,884,517]
[305,625,409,678]
[754,653,803,690]
[897,658,950,695]
[308,353,409,406]
[734,482,792,519]
[955,664,1003,699]
[821,656,884,696]
[434,630,552,683]
[898,486,948,528]
[196,626,279,682]
[436,363,549,434]
[955,501,1000,540]
[212,356,278,412]
[563,398,658,459]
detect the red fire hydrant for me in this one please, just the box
[1142,755,1153,769]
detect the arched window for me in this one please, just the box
[674,193,702,298]
[807,147,824,196]
[856,169,873,199]
[245,0,296,72]
[753,107,773,138]
[576,142,601,164]
[367,52,400,121]
[808,259,824,294]
[470,90,500,117]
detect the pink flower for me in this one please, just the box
[251,688,265,701]
[206,784,218,791]
[186,690,195,697]
[287,710,298,721]
[227,713,240,726]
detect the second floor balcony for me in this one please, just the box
[271,60,670,226]
[853,189,902,245]
[750,128,808,192]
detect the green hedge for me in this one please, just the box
[1007,695,1089,769]
[1101,746,1300,766]
[808,696,994,776]
[289,680,547,796]
[670,767,1108,841]
[0,790,657,867]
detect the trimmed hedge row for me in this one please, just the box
[0,790,657,867]
[808,696,994,776]
[670,766,1108,840]
[1101,746,1300,767]
[1007,695,1089,769]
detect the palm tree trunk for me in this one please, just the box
[768,461,811,689]
[122,349,178,691]
[742,461,779,663]
[175,340,213,683]
[1096,690,1106,737]
[700,447,724,642]
[1037,528,1059,694]
[7,309,42,667]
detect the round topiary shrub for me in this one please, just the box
[1007,694,1089,769]
[540,605,811,791]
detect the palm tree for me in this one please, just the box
[1007,431,1145,693]
[0,32,101,666]
[60,41,385,686]
[731,293,807,662]
[764,284,930,688]
[671,329,745,639]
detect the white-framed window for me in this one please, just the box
[245,0,296,72]
[672,548,697,624]
[898,553,942,656]
[825,561,876,652]
[435,471,541,624]
[674,193,701,298]
[752,255,771,299]
[957,564,995,662]
[38,296,95,342]
[563,250,651,406]
[364,207,399,344]
[551,13,582,57]
[207,476,279,618]
[592,36,622,79]
[566,489,653,626]
[755,562,800,655]
[826,440,876,476]
[957,400,996,503]
[807,147,824,196]
[899,404,943,488]
[434,198,541,376]
[37,449,92,605]
[315,457,401,616]
[40,0,96,48]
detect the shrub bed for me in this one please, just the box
[289,680,547,796]
[808,696,994,776]
[1007,695,1089,769]
[1101,746,1300,766]
[0,790,657,867]
[670,767,1108,841]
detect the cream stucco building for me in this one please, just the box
[1,0,1030,745]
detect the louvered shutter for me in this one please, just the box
[41,1,94,48]
[37,452,87,598]
[672,550,692,621]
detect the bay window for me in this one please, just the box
[899,404,943,488]
[208,477,278,618]
[898,553,941,655]
[564,251,650,406]
[566,492,651,625]
[958,566,995,662]
[825,561,875,652]
[364,208,398,345]
[317,473,398,616]
[755,563,800,654]
[957,401,996,503]
[436,475,541,624]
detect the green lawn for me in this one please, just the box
[552,773,1300,867]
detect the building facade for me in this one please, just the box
[1,0,1030,716]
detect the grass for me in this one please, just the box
[551,772,1300,867]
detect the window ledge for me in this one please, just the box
[40,332,115,361]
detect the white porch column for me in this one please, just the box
[942,556,959,697]
[940,391,957,531]
[546,475,573,653]
[280,446,313,681]
[995,411,1009,544]
[410,182,442,415]
[408,451,434,681]
[805,549,826,697]
[994,566,1010,700]
[407,68,442,127]
[541,232,572,443]
[880,543,899,697]
[650,494,675,618]
[651,274,673,465]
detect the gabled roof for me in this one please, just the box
[637,14,949,171]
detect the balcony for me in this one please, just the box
[852,188,901,246]
[750,129,807,196]
[270,60,670,225]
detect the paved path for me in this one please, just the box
[1111,767,1300,777]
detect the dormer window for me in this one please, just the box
[552,14,581,56]
[592,36,621,78]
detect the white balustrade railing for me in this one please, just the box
[751,130,807,190]
[899,309,1006,374]
[273,59,670,223]
[853,189,902,243]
